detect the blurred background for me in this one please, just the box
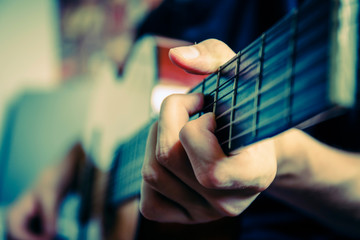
[0,0,163,212]
[0,2,215,237]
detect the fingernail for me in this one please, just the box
[174,46,200,59]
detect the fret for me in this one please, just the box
[253,34,266,138]
[215,53,257,140]
[202,58,259,119]
[108,123,152,206]
[199,76,205,117]
[213,70,221,113]
[286,9,298,126]
[213,41,260,146]
[188,80,204,120]
[239,50,260,74]
[215,92,234,144]
[219,56,238,85]
[257,11,295,139]
[217,78,235,100]
[228,53,241,150]
[204,74,217,94]
[188,82,203,120]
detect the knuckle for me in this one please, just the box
[179,121,194,139]
[197,165,229,189]
[155,148,171,167]
[161,94,182,111]
[141,166,160,186]
[197,172,218,189]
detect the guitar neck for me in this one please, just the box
[107,0,359,206]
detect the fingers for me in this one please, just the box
[181,113,277,192]
[141,123,213,223]
[7,194,49,240]
[141,96,256,222]
[169,39,236,75]
[156,93,203,168]
[179,113,228,188]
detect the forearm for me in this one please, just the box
[269,129,360,236]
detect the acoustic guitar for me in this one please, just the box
[60,0,360,239]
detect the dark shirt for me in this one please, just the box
[137,0,300,52]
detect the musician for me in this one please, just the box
[6,0,360,239]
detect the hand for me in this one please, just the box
[139,39,277,223]
[139,39,360,237]
[7,143,84,240]
[7,168,58,240]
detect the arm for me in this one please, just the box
[139,39,360,237]
[7,143,85,240]
[271,129,360,235]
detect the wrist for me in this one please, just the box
[272,128,360,190]
[273,129,309,185]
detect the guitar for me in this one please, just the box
[100,0,359,239]
[52,0,359,239]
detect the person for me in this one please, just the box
[139,38,360,238]
[6,0,360,239]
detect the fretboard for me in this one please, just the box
[107,0,359,206]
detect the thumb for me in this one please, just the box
[169,39,236,75]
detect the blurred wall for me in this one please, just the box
[0,0,61,148]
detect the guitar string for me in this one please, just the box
[188,20,292,95]
[214,65,291,122]
[200,36,298,114]
[219,107,289,146]
[112,22,320,184]
[111,4,330,192]
[215,85,291,134]
[197,10,330,148]
[110,33,332,198]
[213,11,300,134]
[196,3,330,115]
[113,15,318,175]
[219,81,327,148]
[196,30,325,131]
